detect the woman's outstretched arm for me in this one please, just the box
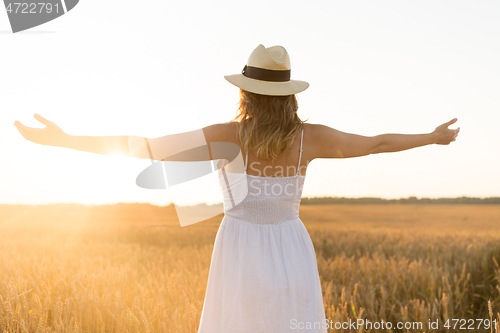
[309,118,460,159]
[14,114,239,161]
[15,114,129,156]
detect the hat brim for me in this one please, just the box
[224,74,309,96]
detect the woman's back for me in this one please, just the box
[211,121,311,177]
[220,124,306,224]
[242,124,307,178]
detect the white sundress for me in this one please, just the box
[197,127,327,333]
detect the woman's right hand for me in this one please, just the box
[14,114,68,147]
[432,118,460,145]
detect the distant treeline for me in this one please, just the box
[300,196,500,205]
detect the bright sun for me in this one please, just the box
[109,152,127,159]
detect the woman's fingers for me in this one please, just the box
[438,118,458,133]
[15,124,36,142]
[445,118,458,127]
[14,121,44,143]
[34,113,54,127]
[15,123,30,136]
[450,126,460,143]
[14,121,29,132]
[15,122,38,135]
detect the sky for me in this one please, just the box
[0,0,499,206]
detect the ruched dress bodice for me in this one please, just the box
[223,174,304,224]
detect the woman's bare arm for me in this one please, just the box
[309,118,460,159]
[15,114,130,156]
[14,114,239,160]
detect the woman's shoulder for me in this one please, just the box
[202,121,240,144]
[303,123,327,130]
[302,123,328,140]
[301,123,335,159]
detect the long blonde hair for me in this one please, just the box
[233,89,305,160]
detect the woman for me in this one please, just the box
[14,44,459,332]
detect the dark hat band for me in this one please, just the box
[242,65,291,82]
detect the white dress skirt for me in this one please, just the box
[198,128,327,333]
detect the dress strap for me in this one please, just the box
[296,125,304,176]
[243,127,248,173]
[244,149,249,173]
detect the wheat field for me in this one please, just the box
[0,203,499,332]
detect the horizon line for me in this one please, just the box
[1,195,500,207]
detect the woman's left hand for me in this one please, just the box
[431,118,460,145]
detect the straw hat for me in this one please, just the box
[224,44,309,96]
